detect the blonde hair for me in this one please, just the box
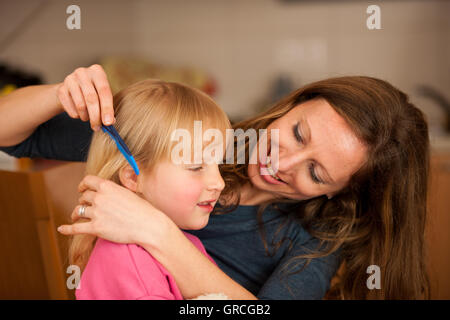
[69,79,231,271]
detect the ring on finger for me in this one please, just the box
[78,205,87,217]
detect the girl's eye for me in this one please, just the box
[189,166,203,171]
[293,122,324,185]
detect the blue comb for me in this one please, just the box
[101,125,140,175]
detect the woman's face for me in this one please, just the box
[137,159,225,230]
[247,97,368,202]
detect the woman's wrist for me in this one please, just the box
[136,205,179,255]
[49,83,64,114]
[31,83,65,128]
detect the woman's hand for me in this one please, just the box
[57,175,172,248]
[56,64,116,131]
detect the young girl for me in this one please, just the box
[69,79,231,299]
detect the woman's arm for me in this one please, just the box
[0,64,115,147]
[57,175,257,300]
[0,112,93,161]
[143,222,258,300]
[0,84,62,146]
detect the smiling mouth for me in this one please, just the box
[266,157,284,182]
[197,200,215,212]
[261,143,286,183]
[198,200,215,205]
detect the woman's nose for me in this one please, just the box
[274,150,306,174]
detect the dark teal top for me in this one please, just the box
[0,112,341,299]
[187,202,341,299]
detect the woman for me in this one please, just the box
[0,65,430,299]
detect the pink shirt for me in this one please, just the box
[76,232,216,300]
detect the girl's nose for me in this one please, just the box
[207,165,225,192]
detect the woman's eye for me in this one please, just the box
[308,163,323,184]
[293,123,303,143]
[189,166,203,171]
[293,123,324,185]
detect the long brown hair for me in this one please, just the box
[217,76,430,299]
[69,79,231,272]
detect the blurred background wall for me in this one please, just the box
[0,0,449,126]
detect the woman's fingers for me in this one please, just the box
[58,175,169,245]
[57,84,79,119]
[71,204,94,222]
[78,175,106,193]
[89,64,115,126]
[75,68,101,131]
[58,64,115,130]
[65,76,89,122]
[78,190,96,206]
[57,221,93,235]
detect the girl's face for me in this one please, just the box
[246,97,368,203]
[137,152,225,230]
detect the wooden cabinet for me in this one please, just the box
[427,151,450,299]
[0,160,86,299]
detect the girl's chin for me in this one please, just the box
[181,215,210,231]
[185,222,209,231]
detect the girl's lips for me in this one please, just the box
[197,203,214,212]
[197,199,216,205]
[197,199,217,212]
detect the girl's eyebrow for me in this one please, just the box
[299,117,336,185]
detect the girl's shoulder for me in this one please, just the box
[88,238,163,275]
[90,232,215,271]
[79,238,182,299]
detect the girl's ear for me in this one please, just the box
[119,165,139,192]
